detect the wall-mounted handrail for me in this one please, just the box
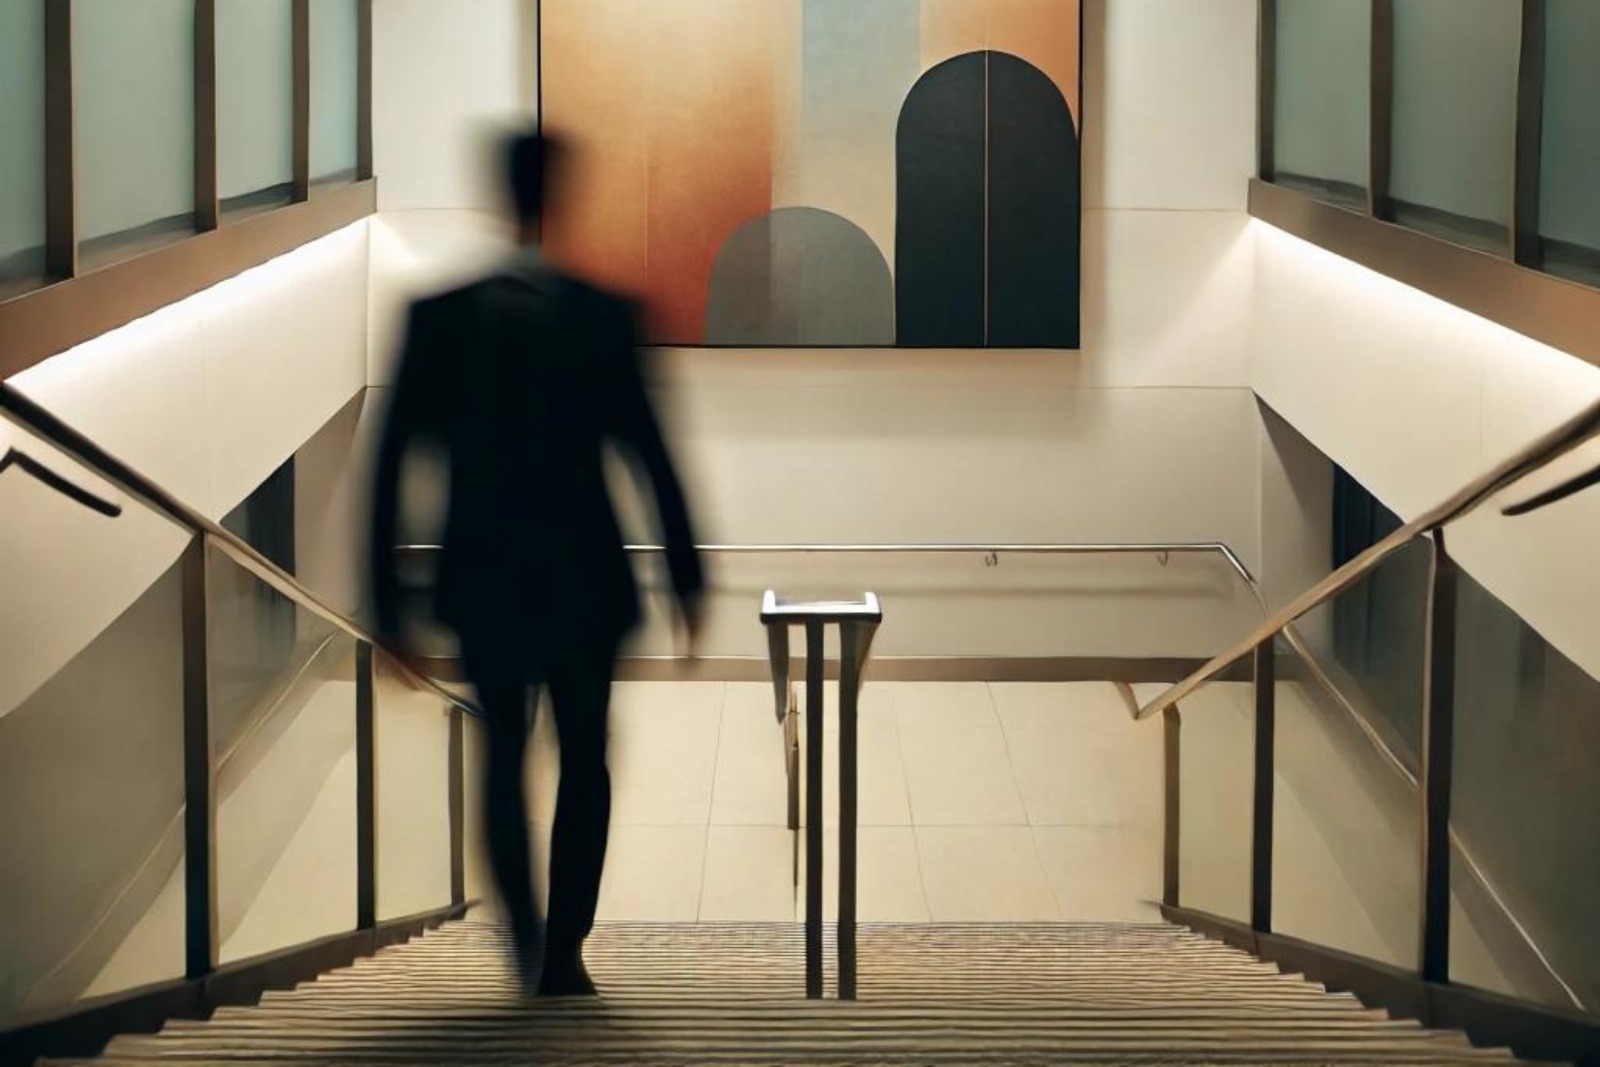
[0,382,478,718]
[1136,396,1600,721]
[398,540,1258,588]
[0,446,122,517]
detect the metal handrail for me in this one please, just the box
[403,541,1260,595]
[0,382,478,718]
[1136,396,1600,721]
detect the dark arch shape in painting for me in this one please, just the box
[896,51,1080,348]
[704,207,895,346]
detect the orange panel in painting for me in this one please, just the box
[920,0,1081,128]
[643,0,778,345]
[920,0,989,75]
[987,0,1081,126]
[541,0,650,301]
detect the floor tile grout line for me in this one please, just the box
[994,680,1064,921]
[695,683,730,923]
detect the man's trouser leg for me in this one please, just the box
[464,648,539,950]
[543,646,616,953]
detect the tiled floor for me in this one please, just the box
[510,681,1166,924]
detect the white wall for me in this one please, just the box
[1252,222,1600,679]
[2,223,371,720]
[366,0,1266,661]
[372,0,538,214]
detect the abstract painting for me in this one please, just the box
[540,0,1081,348]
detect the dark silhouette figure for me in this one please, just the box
[369,130,704,996]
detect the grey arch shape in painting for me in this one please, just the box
[896,51,1080,348]
[704,207,895,347]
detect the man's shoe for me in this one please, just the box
[538,947,597,997]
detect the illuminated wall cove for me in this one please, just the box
[541,0,1082,348]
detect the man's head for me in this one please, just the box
[504,128,564,232]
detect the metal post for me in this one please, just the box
[1251,640,1276,934]
[760,592,882,1000]
[1420,532,1459,983]
[837,621,877,1001]
[767,623,800,835]
[181,536,217,980]
[803,620,825,1000]
[355,642,377,929]
[448,705,465,908]
[1163,705,1182,909]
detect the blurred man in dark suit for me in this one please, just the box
[370,129,703,996]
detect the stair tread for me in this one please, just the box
[48,921,1549,1066]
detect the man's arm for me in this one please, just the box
[369,302,439,646]
[608,305,704,618]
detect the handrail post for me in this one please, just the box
[355,642,377,930]
[448,704,466,908]
[1251,639,1276,934]
[762,593,882,1001]
[766,623,800,835]
[181,535,217,980]
[1163,704,1182,909]
[837,619,877,1000]
[1420,531,1459,983]
[803,621,825,1000]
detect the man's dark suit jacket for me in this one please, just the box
[370,268,702,653]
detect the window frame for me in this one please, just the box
[1255,0,1600,371]
[0,0,374,380]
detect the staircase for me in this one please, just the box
[46,920,1538,1066]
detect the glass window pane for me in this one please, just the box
[1272,0,1370,208]
[0,0,46,292]
[1450,575,1600,1010]
[310,0,360,182]
[1176,657,1256,924]
[1271,542,1429,972]
[375,654,453,920]
[209,545,356,965]
[75,0,196,262]
[1538,0,1600,285]
[218,0,295,214]
[1389,0,1520,253]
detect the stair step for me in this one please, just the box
[45,921,1544,1067]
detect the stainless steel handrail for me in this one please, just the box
[402,541,1260,589]
[1136,397,1600,720]
[0,382,479,718]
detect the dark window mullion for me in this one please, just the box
[293,0,310,200]
[44,0,76,280]
[195,0,220,231]
[356,0,373,181]
[1258,0,1277,184]
[1512,0,1547,267]
[1369,0,1395,220]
